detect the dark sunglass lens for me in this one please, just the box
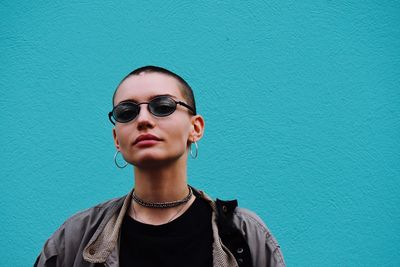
[150,97,176,116]
[114,103,139,122]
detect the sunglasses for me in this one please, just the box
[108,95,195,125]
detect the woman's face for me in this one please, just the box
[112,72,201,168]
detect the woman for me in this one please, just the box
[35,66,286,267]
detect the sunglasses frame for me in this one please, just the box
[108,95,195,125]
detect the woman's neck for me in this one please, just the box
[133,157,189,203]
[129,158,194,225]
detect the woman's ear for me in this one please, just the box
[112,128,120,150]
[189,115,205,142]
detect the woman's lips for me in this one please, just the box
[135,139,160,147]
[133,134,161,146]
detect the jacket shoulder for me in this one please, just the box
[232,207,286,267]
[35,195,126,267]
[64,196,125,226]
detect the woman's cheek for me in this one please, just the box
[117,128,132,150]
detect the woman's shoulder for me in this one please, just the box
[48,195,126,241]
[232,207,286,266]
[233,207,268,229]
[233,206,281,245]
[62,195,126,230]
[35,195,127,266]
[67,195,125,222]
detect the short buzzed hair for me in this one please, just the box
[112,66,197,115]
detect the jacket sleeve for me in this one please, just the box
[233,208,286,267]
[34,224,66,267]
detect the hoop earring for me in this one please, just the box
[190,141,198,159]
[114,150,128,169]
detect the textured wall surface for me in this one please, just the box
[1,1,399,266]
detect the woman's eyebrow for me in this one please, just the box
[148,94,177,100]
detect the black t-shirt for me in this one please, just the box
[119,197,214,267]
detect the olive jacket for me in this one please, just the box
[35,188,286,267]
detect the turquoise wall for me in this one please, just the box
[1,1,399,266]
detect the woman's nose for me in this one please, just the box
[136,104,155,129]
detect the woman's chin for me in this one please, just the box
[130,153,184,169]
[130,157,166,168]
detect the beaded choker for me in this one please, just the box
[132,186,193,209]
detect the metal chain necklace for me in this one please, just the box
[132,186,193,208]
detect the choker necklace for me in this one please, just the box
[132,186,193,209]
